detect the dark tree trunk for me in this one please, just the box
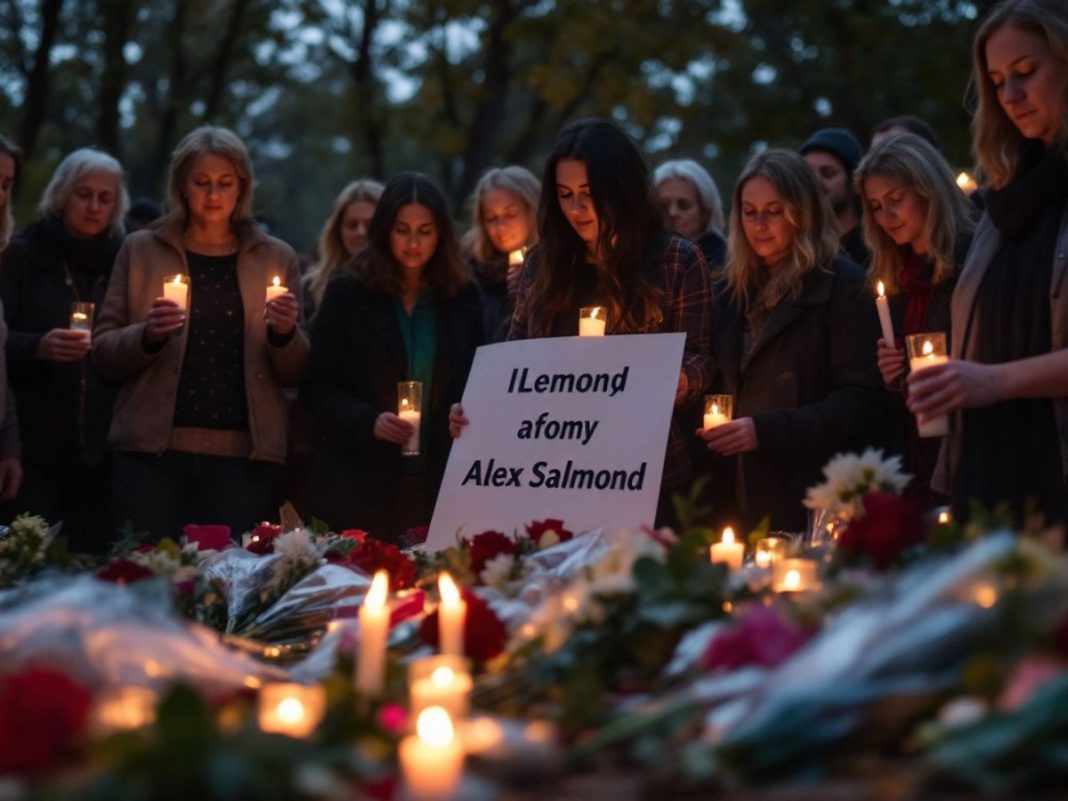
[147,0,190,198]
[96,0,136,158]
[17,0,65,162]
[201,0,254,122]
[348,0,386,179]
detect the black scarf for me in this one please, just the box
[985,140,1068,237]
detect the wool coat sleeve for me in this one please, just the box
[0,240,45,373]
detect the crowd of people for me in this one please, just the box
[0,0,1063,550]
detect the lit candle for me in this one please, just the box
[92,686,158,734]
[709,526,745,572]
[956,171,979,196]
[438,572,466,657]
[460,715,506,756]
[398,381,423,457]
[937,510,951,525]
[70,301,94,344]
[753,536,788,569]
[507,249,525,267]
[409,655,473,723]
[356,569,390,697]
[578,306,606,337]
[906,333,949,437]
[703,402,728,429]
[266,275,288,302]
[257,682,326,738]
[703,394,732,430]
[875,280,895,345]
[162,273,189,310]
[398,706,465,801]
[773,558,818,592]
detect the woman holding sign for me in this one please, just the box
[908,0,1068,524]
[698,149,887,532]
[453,118,713,524]
[303,172,482,542]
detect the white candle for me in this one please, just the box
[508,249,525,267]
[266,275,288,302]
[578,307,606,337]
[399,706,465,801]
[773,558,818,592]
[703,401,729,430]
[753,536,788,569]
[909,339,949,437]
[400,398,421,456]
[92,686,158,734]
[438,572,466,657]
[257,683,326,738]
[709,526,745,572]
[356,569,390,697]
[409,658,473,723]
[875,281,894,345]
[163,274,189,310]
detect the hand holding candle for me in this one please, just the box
[356,569,390,697]
[438,572,466,657]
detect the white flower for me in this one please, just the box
[804,448,910,515]
[273,528,319,563]
[480,554,517,588]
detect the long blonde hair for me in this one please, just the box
[855,134,976,293]
[307,179,383,306]
[725,149,839,311]
[970,0,1068,189]
[164,126,255,226]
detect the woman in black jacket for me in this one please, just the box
[698,149,888,532]
[0,148,127,550]
[303,173,482,542]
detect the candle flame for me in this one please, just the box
[721,526,735,545]
[783,569,801,591]
[438,572,461,606]
[416,706,455,747]
[277,697,306,724]
[430,666,455,687]
[876,280,886,298]
[271,276,281,288]
[172,275,184,286]
[590,306,602,320]
[922,339,935,357]
[974,583,998,609]
[938,510,951,525]
[711,402,719,416]
[366,570,389,610]
[401,398,409,410]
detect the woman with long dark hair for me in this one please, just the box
[303,172,481,542]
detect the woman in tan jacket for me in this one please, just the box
[94,126,308,542]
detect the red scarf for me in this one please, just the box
[898,251,933,337]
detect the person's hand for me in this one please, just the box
[907,359,1003,420]
[374,411,415,444]
[877,338,906,388]
[265,291,299,335]
[144,298,186,343]
[697,417,759,455]
[34,328,92,362]
[0,457,22,501]
[448,403,469,438]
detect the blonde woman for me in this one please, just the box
[909,0,1068,524]
[855,133,976,506]
[697,149,887,531]
[1,147,128,550]
[463,166,540,342]
[94,126,308,542]
[303,179,383,321]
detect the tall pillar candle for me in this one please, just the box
[398,381,423,456]
[437,572,466,657]
[356,570,390,697]
[875,281,895,345]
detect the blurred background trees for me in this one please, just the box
[0,0,987,251]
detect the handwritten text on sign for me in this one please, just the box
[425,333,685,551]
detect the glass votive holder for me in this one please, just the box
[703,394,733,430]
[753,536,789,569]
[162,273,190,310]
[906,332,949,437]
[398,380,423,456]
[408,654,473,725]
[772,558,820,593]
[578,306,607,337]
[257,682,326,738]
[70,301,95,342]
[91,685,158,735]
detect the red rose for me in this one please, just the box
[838,491,926,570]
[419,587,508,663]
[346,538,416,592]
[246,523,282,555]
[465,530,518,575]
[96,558,154,584]
[0,667,92,773]
[182,524,233,551]
[525,519,574,547]
[340,529,368,544]
[703,606,810,671]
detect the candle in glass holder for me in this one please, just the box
[162,273,189,310]
[266,275,288,302]
[399,706,464,801]
[408,655,473,723]
[709,526,745,571]
[92,686,158,734]
[703,394,733,430]
[70,301,95,343]
[258,682,326,738]
[753,536,788,569]
[357,569,390,697]
[438,572,466,657]
[773,558,819,593]
[398,381,422,456]
[578,306,606,337]
[956,171,979,196]
[508,249,525,267]
[875,281,894,345]
[906,332,949,437]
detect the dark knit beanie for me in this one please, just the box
[799,128,863,175]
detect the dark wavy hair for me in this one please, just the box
[352,171,471,298]
[529,118,664,335]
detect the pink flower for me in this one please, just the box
[182,524,233,551]
[998,656,1066,712]
[703,606,810,671]
[377,703,408,735]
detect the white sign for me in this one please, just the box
[426,333,685,550]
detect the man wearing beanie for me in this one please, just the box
[800,127,869,267]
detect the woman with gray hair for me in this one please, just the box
[0,147,128,549]
[654,158,727,272]
[94,126,308,543]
